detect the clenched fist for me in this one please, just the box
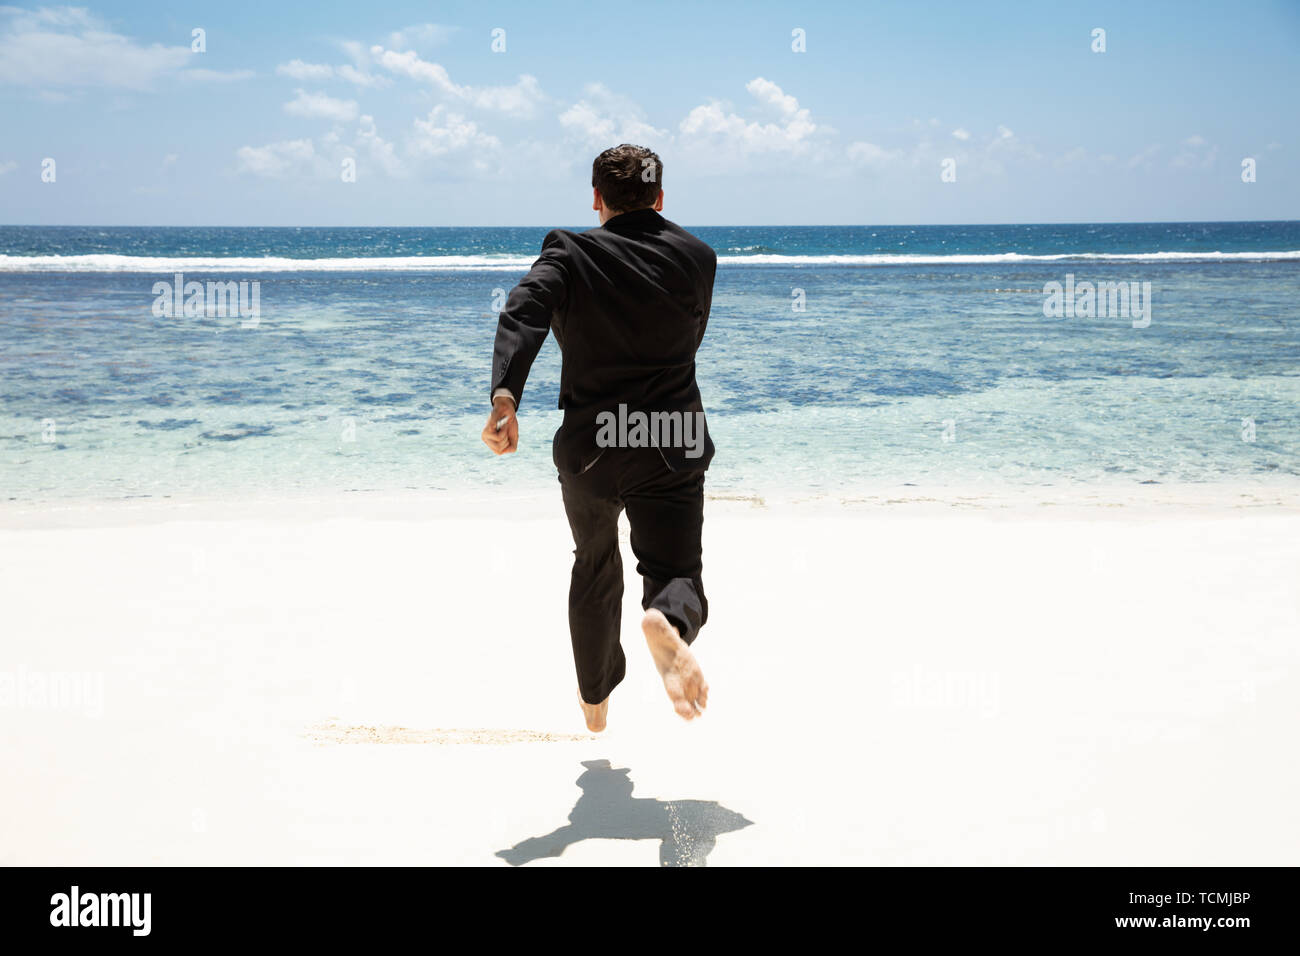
[481,395,518,455]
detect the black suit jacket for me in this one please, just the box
[491,208,717,476]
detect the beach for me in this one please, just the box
[3,485,1297,866]
[2,222,1298,865]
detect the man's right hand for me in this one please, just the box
[481,396,518,455]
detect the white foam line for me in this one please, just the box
[0,250,1298,273]
[0,254,536,273]
[716,250,1300,265]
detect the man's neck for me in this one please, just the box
[600,206,658,226]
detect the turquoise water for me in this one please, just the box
[1,223,1298,501]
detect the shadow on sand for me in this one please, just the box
[496,759,753,867]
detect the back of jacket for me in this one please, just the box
[490,207,717,476]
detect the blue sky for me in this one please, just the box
[0,0,1297,225]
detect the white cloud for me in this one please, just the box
[559,84,668,150]
[0,6,245,90]
[336,63,387,88]
[411,105,501,164]
[386,23,456,51]
[1054,146,1087,167]
[369,47,452,87]
[1172,136,1217,170]
[855,121,1044,178]
[236,116,406,181]
[9,7,96,29]
[236,139,319,178]
[746,76,801,119]
[845,141,896,166]
[979,124,1040,173]
[1126,144,1161,169]
[284,88,359,122]
[275,48,388,88]
[339,40,368,63]
[370,46,545,118]
[333,42,388,87]
[679,78,819,157]
[355,114,404,177]
[276,59,334,82]
[470,74,544,117]
[0,159,17,175]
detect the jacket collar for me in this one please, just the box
[601,207,664,229]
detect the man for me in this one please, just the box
[481,144,717,733]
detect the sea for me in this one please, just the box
[1,221,1297,503]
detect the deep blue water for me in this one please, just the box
[2,221,1299,260]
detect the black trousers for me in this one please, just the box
[559,446,708,705]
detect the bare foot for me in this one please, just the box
[577,688,609,732]
[642,609,708,720]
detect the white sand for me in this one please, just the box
[1,488,1297,866]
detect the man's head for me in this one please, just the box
[591,144,663,224]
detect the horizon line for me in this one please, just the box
[3,218,1299,229]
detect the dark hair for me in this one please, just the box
[591,144,662,214]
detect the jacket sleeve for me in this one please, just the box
[490,230,569,409]
[697,247,717,346]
